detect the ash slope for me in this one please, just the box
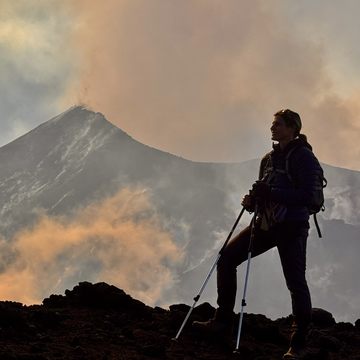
[0,282,359,360]
[0,105,235,266]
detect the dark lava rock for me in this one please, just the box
[0,282,359,359]
[309,329,342,352]
[30,307,63,329]
[42,293,67,308]
[311,307,336,328]
[44,281,149,316]
[169,303,190,313]
[0,301,27,329]
[334,321,354,331]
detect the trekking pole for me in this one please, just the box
[172,206,246,341]
[234,204,258,354]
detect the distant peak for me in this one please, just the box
[46,105,108,128]
[42,105,135,142]
[59,104,98,117]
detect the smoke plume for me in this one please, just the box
[2,1,360,168]
[0,188,183,305]
[60,0,360,169]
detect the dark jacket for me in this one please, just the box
[259,138,323,222]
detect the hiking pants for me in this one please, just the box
[217,220,311,329]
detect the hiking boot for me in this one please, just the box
[290,327,307,349]
[192,317,234,348]
[192,318,232,336]
[282,346,307,359]
[192,309,234,339]
[283,326,308,359]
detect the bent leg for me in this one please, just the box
[216,224,276,315]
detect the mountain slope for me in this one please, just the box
[0,106,359,323]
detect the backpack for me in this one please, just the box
[285,145,327,237]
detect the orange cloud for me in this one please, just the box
[0,188,183,305]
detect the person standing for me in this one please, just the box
[193,109,325,359]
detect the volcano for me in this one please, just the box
[0,106,359,323]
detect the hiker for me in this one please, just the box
[193,109,325,359]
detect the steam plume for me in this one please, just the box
[0,188,183,305]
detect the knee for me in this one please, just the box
[217,253,232,271]
[217,250,241,273]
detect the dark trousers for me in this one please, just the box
[217,220,311,329]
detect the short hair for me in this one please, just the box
[274,109,302,137]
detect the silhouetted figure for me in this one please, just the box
[193,109,325,359]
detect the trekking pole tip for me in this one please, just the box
[171,337,179,342]
[169,337,183,351]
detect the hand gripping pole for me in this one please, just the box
[173,207,246,341]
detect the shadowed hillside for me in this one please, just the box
[0,282,359,359]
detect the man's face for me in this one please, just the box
[270,116,295,142]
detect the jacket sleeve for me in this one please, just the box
[270,147,323,206]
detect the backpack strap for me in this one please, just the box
[313,213,322,238]
[284,145,301,183]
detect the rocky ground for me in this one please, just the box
[0,282,359,359]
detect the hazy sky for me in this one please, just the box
[1,0,360,169]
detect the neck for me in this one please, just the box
[279,138,294,150]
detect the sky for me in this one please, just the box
[1,0,360,170]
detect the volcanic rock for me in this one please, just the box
[0,282,359,359]
[312,307,336,328]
